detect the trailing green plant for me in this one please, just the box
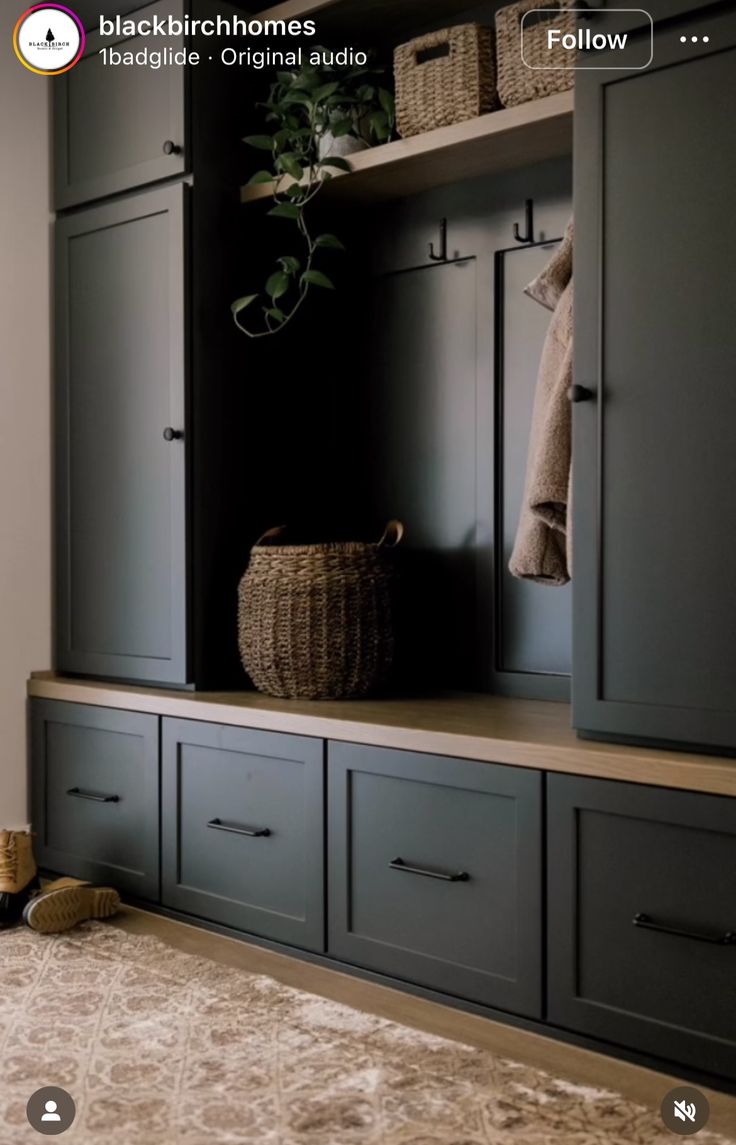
[231,55,395,338]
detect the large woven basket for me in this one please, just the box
[394,24,499,139]
[496,0,575,108]
[238,522,403,700]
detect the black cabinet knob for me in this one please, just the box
[163,427,183,442]
[163,140,182,156]
[568,384,594,403]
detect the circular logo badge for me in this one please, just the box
[13,4,84,75]
[660,1086,710,1135]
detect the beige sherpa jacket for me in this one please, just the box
[509,221,573,585]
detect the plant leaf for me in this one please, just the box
[283,90,312,107]
[331,118,354,138]
[279,155,304,182]
[268,202,301,219]
[312,81,340,101]
[266,271,290,300]
[301,270,335,290]
[247,170,274,186]
[319,156,352,172]
[231,295,258,315]
[379,88,395,115]
[244,134,275,151]
[314,234,345,251]
[265,307,286,323]
[278,255,301,274]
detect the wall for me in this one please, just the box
[0,36,52,827]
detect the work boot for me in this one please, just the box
[0,830,40,929]
[23,883,121,935]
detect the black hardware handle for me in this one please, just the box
[207,817,271,838]
[67,786,120,804]
[568,384,594,403]
[633,912,736,946]
[163,427,184,441]
[389,856,469,882]
[163,140,182,156]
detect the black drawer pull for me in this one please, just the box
[389,856,469,882]
[66,786,119,804]
[207,817,271,838]
[633,912,736,946]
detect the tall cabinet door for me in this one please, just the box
[55,185,188,684]
[573,8,736,750]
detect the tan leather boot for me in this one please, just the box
[23,884,121,934]
[0,830,40,929]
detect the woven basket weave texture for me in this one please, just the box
[238,526,401,700]
[496,0,575,107]
[394,23,499,139]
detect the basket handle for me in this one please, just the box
[410,27,454,65]
[514,0,568,25]
[254,525,287,546]
[378,520,404,548]
[254,522,404,547]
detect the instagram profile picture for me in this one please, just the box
[14,4,85,75]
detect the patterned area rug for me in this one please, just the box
[0,922,731,1145]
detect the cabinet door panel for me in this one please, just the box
[548,775,736,1080]
[31,699,160,900]
[55,0,186,208]
[55,185,187,683]
[328,742,542,1014]
[573,9,736,749]
[162,720,324,950]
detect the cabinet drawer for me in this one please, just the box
[162,720,324,950]
[328,742,542,1014]
[54,0,187,208]
[31,699,159,900]
[548,775,736,1079]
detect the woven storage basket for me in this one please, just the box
[238,522,403,700]
[496,0,575,107]
[394,24,499,139]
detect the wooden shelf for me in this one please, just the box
[240,92,574,206]
[29,672,736,798]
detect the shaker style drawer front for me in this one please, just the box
[31,699,160,900]
[548,775,736,1078]
[162,720,325,951]
[328,742,542,1015]
[54,0,187,208]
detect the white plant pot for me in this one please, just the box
[316,130,370,162]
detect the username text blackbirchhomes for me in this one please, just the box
[100,14,316,36]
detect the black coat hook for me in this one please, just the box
[513,199,535,244]
[428,218,448,262]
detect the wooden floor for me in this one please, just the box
[113,905,736,1138]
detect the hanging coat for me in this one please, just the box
[509,220,573,585]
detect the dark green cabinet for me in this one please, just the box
[573,7,736,751]
[53,2,252,689]
[548,774,736,1078]
[31,699,159,900]
[161,719,325,950]
[328,742,543,1014]
[54,0,187,209]
[55,185,188,685]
